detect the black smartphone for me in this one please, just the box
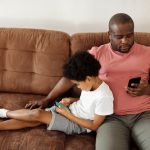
[128,77,141,88]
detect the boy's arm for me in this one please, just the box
[60,97,79,106]
[66,113,106,131]
[66,113,105,131]
[56,107,105,131]
[69,98,79,102]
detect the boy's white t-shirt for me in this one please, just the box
[69,82,114,120]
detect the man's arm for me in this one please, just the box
[45,77,74,102]
[25,77,74,109]
[146,73,150,94]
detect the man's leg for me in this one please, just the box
[132,111,150,150]
[0,119,42,130]
[6,109,52,124]
[96,116,130,150]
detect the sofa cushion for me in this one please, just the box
[0,28,70,95]
[0,92,44,110]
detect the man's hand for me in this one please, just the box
[126,79,150,96]
[25,99,49,109]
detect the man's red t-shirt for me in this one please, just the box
[89,43,150,115]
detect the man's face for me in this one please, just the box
[109,23,134,53]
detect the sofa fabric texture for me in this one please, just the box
[0,28,70,95]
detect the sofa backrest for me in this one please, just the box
[71,32,150,54]
[0,29,150,95]
[0,28,70,95]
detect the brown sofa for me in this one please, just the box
[0,28,150,150]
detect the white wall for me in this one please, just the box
[0,0,150,34]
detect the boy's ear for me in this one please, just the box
[86,76,92,81]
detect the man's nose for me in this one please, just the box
[121,37,128,44]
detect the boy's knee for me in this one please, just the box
[29,109,43,120]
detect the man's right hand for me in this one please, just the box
[25,99,49,109]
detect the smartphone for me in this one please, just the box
[55,101,69,110]
[128,77,141,88]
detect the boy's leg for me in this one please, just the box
[0,119,42,130]
[132,111,150,150]
[6,109,52,124]
[96,116,130,150]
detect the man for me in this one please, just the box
[26,13,150,150]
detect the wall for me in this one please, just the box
[0,0,149,34]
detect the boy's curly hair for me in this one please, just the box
[63,51,101,81]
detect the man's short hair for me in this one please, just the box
[63,51,101,81]
[109,13,134,31]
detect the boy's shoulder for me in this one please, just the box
[97,82,113,98]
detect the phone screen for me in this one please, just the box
[128,77,141,88]
[55,101,69,110]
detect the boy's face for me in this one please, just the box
[71,77,93,91]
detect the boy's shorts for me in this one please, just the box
[45,106,87,135]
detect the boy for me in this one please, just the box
[0,51,113,134]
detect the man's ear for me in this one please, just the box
[107,31,111,42]
[108,31,111,39]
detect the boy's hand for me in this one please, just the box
[60,98,73,106]
[56,106,71,117]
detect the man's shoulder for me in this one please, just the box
[135,43,150,54]
[135,43,150,50]
[91,43,110,50]
[89,43,110,56]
